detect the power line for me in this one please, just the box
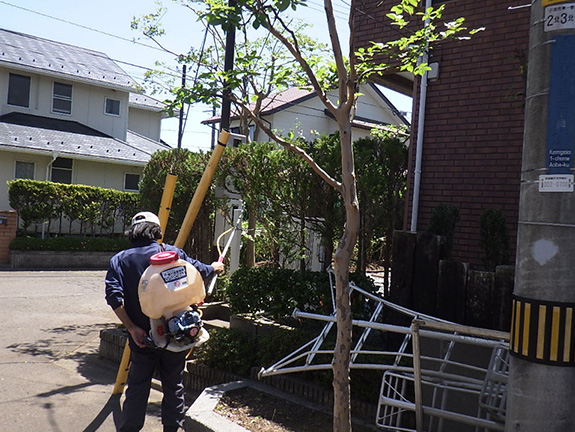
[0,0,167,53]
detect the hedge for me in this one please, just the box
[226,266,378,321]
[8,179,140,236]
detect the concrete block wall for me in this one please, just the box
[10,250,115,269]
[0,211,17,264]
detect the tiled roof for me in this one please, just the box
[202,87,315,124]
[257,88,315,114]
[201,84,409,127]
[0,28,134,91]
[0,112,169,165]
[129,93,165,112]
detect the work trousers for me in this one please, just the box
[120,343,188,432]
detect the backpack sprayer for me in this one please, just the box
[137,208,243,351]
[138,250,209,351]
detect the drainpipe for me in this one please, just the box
[45,152,59,181]
[409,0,431,232]
[42,152,59,239]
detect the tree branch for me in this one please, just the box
[229,95,343,192]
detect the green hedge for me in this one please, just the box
[10,236,130,252]
[194,324,387,404]
[226,266,378,321]
[8,179,140,235]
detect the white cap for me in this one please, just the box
[131,211,161,228]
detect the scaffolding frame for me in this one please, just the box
[258,271,510,431]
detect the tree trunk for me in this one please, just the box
[332,119,359,432]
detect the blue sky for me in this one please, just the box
[0,0,411,151]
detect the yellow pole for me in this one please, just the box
[158,173,178,243]
[112,172,178,395]
[112,339,132,395]
[174,130,230,248]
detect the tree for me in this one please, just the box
[219,138,341,270]
[133,4,329,265]
[354,133,408,291]
[138,0,477,429]
[139,148,220,263]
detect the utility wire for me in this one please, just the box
[0,0,166,53]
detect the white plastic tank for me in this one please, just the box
[138,251,205,319]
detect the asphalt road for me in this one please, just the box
[0,270,168,432]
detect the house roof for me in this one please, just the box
[201,88,316,125]
[201,83,409,127]
[129,93,166,112]
[0,28,134,91]
[0,112,169,166]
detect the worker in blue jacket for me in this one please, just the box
[105,211,224,432]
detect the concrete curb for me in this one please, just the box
[184,377,341,432]
[185,380,250,432]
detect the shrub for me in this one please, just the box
[193,324,389,404]
[479,209,510,270]
[8,179,139,236]
[427,203,460,256]
[226,266,378,321]
[193,327,311,377]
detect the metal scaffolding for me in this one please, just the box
[259,270,510,431]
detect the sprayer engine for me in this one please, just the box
[166,309,203,343]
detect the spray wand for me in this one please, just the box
[207,207,244,296]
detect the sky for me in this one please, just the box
[0,0,412,152]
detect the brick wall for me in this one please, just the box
[0,211,17,264]
[354,0,530,266]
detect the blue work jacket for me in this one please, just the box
[105,240,214,331]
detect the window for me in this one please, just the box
[15,161,34,179]
[124,173,140,191]
[105,98,121,116]
[8,73,31,108]
[51,157,73,184]
[52,82,72,114]
[230,125,253,146]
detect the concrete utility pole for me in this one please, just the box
[506,1,575,431]
[177,64,187,149]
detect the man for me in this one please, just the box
[105,211,224,432]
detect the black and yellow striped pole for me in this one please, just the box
[510,296,575,366]
[506,0,575,430]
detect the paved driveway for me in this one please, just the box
[0,270,167,431]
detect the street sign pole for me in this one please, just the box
[506,1,575,430]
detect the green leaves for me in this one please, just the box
[7,179,139,235]
[358,0,482,81]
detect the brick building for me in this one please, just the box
[354,0,531,266]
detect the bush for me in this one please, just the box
[196,267,388,405]
[194,324,389,404]
[193,327,311,377]
[480,209,510,270]
[427,203,460,256]
[10,236,130,252]
[226,266,378,321]
[8,179,139,236]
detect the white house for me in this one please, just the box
[201,84,410,145]
[0,28,172,212]
[203,84,410,272]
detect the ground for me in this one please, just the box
[215,386,378,432]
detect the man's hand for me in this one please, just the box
[127,325,148,348]
[211,261,225,274]
[113,305,148,348]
